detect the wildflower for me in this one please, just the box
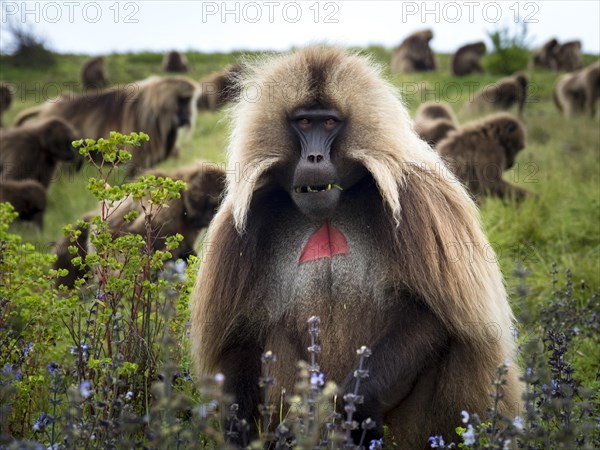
[572,326,580,335]
[47,444,58,450]
[502,439,512,450]
[32,412,50,432]
[46,362,59,374]
[513,415,524,431]
[526,367,533,377]
[2,363,11,373]
[369,438,383,450]
[461,410,469,423]
[125,391,133,401]
[80,380,92,398]
[428,435,444,448]
[463,425,476,445]
[214,373,225,384]
[22,342,34,358]
[310,372,325,387]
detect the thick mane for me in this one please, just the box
[225,46,443,233]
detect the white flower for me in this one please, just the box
[503,439,512,450]
[125,391,133,401]
[461,410,469,423]
[80,380,92,398]
[463,424,476,445]
[214,373,225,384]
[513,415,524,431]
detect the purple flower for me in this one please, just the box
[32,412,50,432]
[461,410,469,423]
[80,380,92,398]
[22,342,34,358]
[428,435,445,448]
[513,416,524,431]
[463,424,475,445]
[46,362,59,374]
[310,372,325,387]
[369,438,383,450]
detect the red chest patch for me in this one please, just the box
[299,222,349,264]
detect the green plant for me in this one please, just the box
[484,22,531,75]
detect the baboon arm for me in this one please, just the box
[342,299,449,440]
[486,179,529,201]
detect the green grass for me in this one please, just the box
[2,48,599,317]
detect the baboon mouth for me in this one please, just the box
[294,184,340,193]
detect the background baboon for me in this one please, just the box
[554,40,582,71]
[554,61,600,117]
[0,83,13,127]
[0,179,47,227]
[391,29,436,73]
[162,50,189,73]
[465,72,528,115]
[0,118,78,188]
[54,162,225,288]
[196,63,244,110]
[80,56,107,90]
[16,76,198,174]
[451,41,486,76]
[191,47,522,449]
[413,102,458,147]
[438,112,529,201]
[531,38,559,70]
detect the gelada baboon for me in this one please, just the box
[190,47,522,449]
[437,112,529,201]
[531,38,559,70]
[0,83,13,127]
[0,118,78,188]
[391,29,436,73]
[0,179,47,228]
[451,41,486,76]
[54,162,225,288]
[465,72,528,116]
[81,56,107,90]
[554,40,582,72]
[554,60,600,117]
[162,50,189,73]
[413,101,458,147]
[197,63,244,111]
[16,76,198,174]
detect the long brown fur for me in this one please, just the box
[451,41,486,76]
[554,40,582,72]
[162,51,189,73]
[0,179,47,227]
[54,162,225,288]
[0,83,13,127]
[15,76,198,174]
[553,60,600,117]
[437,112,529,201]
[0,118,78,188]
[190,47,523,449]
[81,56,107,90]
[391,29,436,73]
[465,72,528,116]
[196,63,244,111]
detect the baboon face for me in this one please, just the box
[177,95,193,127]
[41,119,78,162]
[284,107,353,220]
[183,170,226,228]
[161,80,195,128]
[500,119,525,169]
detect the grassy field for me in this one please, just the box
[1,47,599,447]
[2,48,598,308]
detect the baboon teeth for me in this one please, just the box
[295,184,333,194]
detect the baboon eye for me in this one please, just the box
[324,118,337,131]
[297,118,311,130]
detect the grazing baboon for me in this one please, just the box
[162,51,189,73]
[465,72,528,116]
[438,112,529,201]
[554,61,600,117]
[196,63,244,110]
[80,56,107,90]
[0,118,78,188]
[554,40,582,72]
[190,47,522,449]
[531,38,559,70]
[451,41,486,76]
[391,29,436,73]
[15,76,198,174]
[414,102,458,147]
[0,83,13,127]
[0,179,47,228]
[54,162,226,288]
